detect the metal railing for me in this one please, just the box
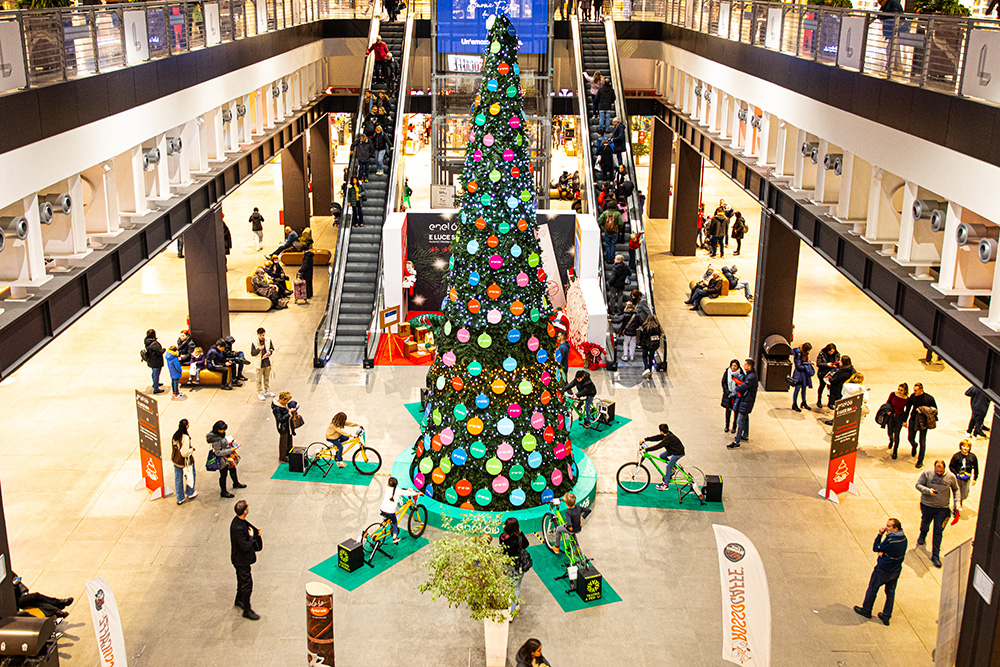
[1,0,431,97]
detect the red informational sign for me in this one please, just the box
[820,393,863,503]
[637,130,646,144]
[136,390,165,498]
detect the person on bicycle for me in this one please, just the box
[642,423,685,491]
[554,493,592,543]
[325,412,363,468]
[564,370,597,427]
[380,477,419,544]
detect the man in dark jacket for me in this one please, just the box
[207,341,238,390]
[685,272,723,311]
[230,500,263,620]
[597,139,614,181]
[354,134,373,182]
[728,359,758,449]
[606,255,630,314]
[642,423,685,491]
[564,370,598,426]
[966,385,990,438]
[905,382,938,469]
[248,207,265,251]
[372,125,393,175]
[854,518,907,625]
[707,210,728,258]
[222,336,248,382]
[144,329,165,394]
[272,226,299,258]
[596,81,616,133]
[827,355,856,405]
[610,117,627,167]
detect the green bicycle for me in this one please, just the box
[360,492,427,567]
[616,442,706,505]
[541,498,593,571]
[564,394,611,430]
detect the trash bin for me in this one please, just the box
[760,334,792,392]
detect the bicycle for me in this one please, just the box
[360,492,427,567]
[540,498,593,572]
[616,442,706,505]
[565,394,611,430]
[303,428,382,477]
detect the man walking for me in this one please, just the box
[965,385,990,439]
[854,518,907,625]
[230,499,263,620]
[905,382,938,469]
[250,327,275,401]
[248,207,265,251]
[915,460,959,568]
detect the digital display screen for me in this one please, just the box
[436,0,549,54]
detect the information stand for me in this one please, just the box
[819,393,863,503]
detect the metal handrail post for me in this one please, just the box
[89,8,99,73]
[58,7,68,81]
[858,11,869,72]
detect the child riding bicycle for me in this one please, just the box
[641,423,686,491]
[381,477,420,544]
[325,412,363,468]
[554,493,592,542]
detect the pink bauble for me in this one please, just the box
[541,371,551,386]
[508,403,522,419]
[489,255,503,269]
[442,351,456,366]
[457,328,471,343]
[527,336,540,352]
[497,442,514,461]
[487,308,502,324]
[440,427,455,446]
[492,476,510,494]
[530,412,545,429]
[473,149,482,162]
[502,149,515,161]
[554,443,567,459]
[509,116,521,129]
[516,272,529,287]
[483,134,495,147]
[551,469,563,486]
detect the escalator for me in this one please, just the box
[572,18,665,372]
[314,17,413,365]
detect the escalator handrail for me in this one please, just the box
[313,16,380,366]
[603,17,664,368]
[363,14,415,365]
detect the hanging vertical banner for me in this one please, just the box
[0,21,28,93]
[718,2,731,39]
[256,0,269,35]
[713,525,771,667]
[86,577,128,667]
[765,8,782,50]
[819,392,862,503]
[306,582,335,665]
[123,11,150,66]
[135,390,165,498]
[204,3,221,46]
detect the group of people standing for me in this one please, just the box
[697,199,748,258]
[721,359,759,449]
[557,0,605,21]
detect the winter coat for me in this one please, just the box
[732,214,748,239]
[347,184,366,206]
[703,277,723,298]
[610,122,626,154]
[165,351,183,380]
[171,434,194,468]
[707,212,728,238]
[734,371,759,414]
[372,131,393,151]
[354,139,373,163]
[207,430,234,469]
[599,208,622,234]
[272,399,294,435]
[367,40,390,61]
[565,372,597,397]
[791,347,814,389]
[966,386,990,415]
[144,335,164,369]
[608,262,630,289]
[249,211,264,231]
[177,335,196,364]
[620,311,641,337]
[721,367,744,410]
[816,349,840,377]
[583,72,603,96]
[596,82,616,110]
[632,296,651,324]
[598,142,614,171]
[915,405,938,430]
[638,322,662,352]
[720,266,739,290]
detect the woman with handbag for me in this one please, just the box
[885,383,909,458]
[171,419,197,505]
[272,391,298,463]
[499,517,530,614]
[791,342,814,412]
[207,420,246,498]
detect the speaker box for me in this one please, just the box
[599,400,615,425]
[338,539,363,573]
[705,474,723,502]
[575,565,603,602]
[288,447,306,473]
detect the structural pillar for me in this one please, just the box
[748,209,799,368]
[310,116,333,218]
[648,117,673,219]
[184,207,230,349]
[670,139,700,257]
[0,481,17,618]
[281,134,310,233]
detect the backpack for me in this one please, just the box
[518,549,533,573]
[603,211,619,233]
[642,328,661,351]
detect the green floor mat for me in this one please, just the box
[525,544,622,613]
[309,536,429,592]
[404,402,628,451]
[615,485,725,512]
[270,461,377,487]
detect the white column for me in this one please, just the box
[114,146,149,216]
[21,195,46,282]
[149,134,171,200]
[183,118,208,174]
[239,94,252,144]
[83,162,121,236]
[935,202,962,291]
[252,90,265,136]
[167,127,192,186]
[283,76,293,116]
[730,100,742,150]
[980,253,1000,330]
[262,85,275,128]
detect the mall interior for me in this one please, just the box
[1,0,1000,665]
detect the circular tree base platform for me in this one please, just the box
[390,446,598,535]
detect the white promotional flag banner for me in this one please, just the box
[713,525,771,667]
[85,577,128,667]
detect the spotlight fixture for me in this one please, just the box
[38,200,54,224]
[1,215,29,240]
[281,80,289,93]
[912,199,947,225]
[956,222,994,247]
[823,153,843,175]
[41,193,72,215]
[166,137,183,155]
[222,109,233,123]
[236,104,247,118]
[800,141,818,158]
[980,237,999,263]
[737,108,748,122]
[272,86,281,98]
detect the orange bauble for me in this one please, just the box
[487,284,501,299]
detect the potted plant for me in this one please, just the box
[417,523,520,667]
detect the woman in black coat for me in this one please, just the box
[815,343,840,409]
[721,359,744,434]
[271,391,297,463]
[499,518,530,613]
[144,329,165,394]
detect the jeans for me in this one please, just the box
[171,377,180,394]
[919,503,951,558]
[658,453,683,484]
[908,421,928,465]
[689,288,711,309]
[376,148,387,172]
[228,353,246,379]
[792,383,807,406]
[151,367,162,390]
[174,464,195,503]
[710,236,724,257]
[969,410,987,437]
[861,567,900,618]
[509,568,525,613]
[888,414,905,454]
[642,347,656,372]
[604,231,618,264]
[352,202,365,226]
[327,435,349,462]
[234,565,253,610]
[733,412,749,443]
[382,510,399,538]
[735,280,752,299]
[358,160,370,181]
[599,109,612,133]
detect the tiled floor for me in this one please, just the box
[0,148,978,665]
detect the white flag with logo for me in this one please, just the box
[713,525,771,666]
[85,577,128,667]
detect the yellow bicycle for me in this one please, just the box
[303,428,382,477]
[360,494,427,566]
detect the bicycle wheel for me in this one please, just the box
[305,442,327,462]
[352,446,382,475]
[361,522,384,561]
[541,513,560,554]
[685,466,706,494]
[407,503,428,537]
[616,462,650,493]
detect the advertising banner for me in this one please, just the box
[306,582,335,666]
[436,0,548,54]
[962,29,1000,104]
[135,390,165,498]
[713,525,771,667]
[204,3,222,46]
[0,21,28,93]
[819,392,862,502]
[123,11,150,66]
[86,577,128,667]
[765,8,782,50]
[837,16,865,70]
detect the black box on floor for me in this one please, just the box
[338,539,363,573]
[704,474,723,503]
[288,447,307,473]
[575,566,603,602]
[598,400,615,425]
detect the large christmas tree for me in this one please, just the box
[411,12,574,512]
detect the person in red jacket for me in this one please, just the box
[628,231,643,272]
[366,36,390,83]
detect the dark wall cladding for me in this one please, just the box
[86,255,119,302]
[48,280,87,334]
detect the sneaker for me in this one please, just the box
[337,462,347,468]
[642,369,652,378]
[152,389,165,395]
[258,393,266,401]
[727,441,741,449]
[655,483,669,491]
[853,606,872,619]
[188,491,198,499]
[265,390,275,397]
[176,498,186,506]
[392,537,401,544]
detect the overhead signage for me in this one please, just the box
[765,8,782,50]
[436,0,549,54]
[837,17,865,70]
[123,11,150,65]
[204,3,222,46]
[962,29,1000,104]
[447,54,484,72]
